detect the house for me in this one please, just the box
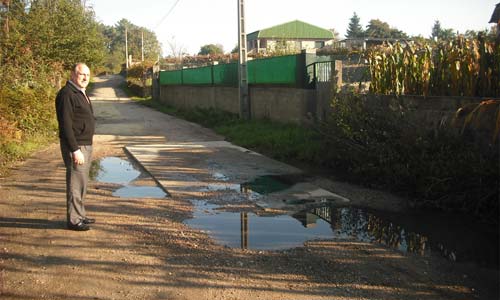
[490,2,500,41]
[247,20,334,54]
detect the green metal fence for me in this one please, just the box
[182,65,212,85]
[159,54,306,87]
[159,69,182,85]
[213,63,238,86]
[248,54,301,85]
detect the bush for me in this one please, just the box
[0,66,59,173]
[318,92,498,223]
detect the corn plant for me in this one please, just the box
[366,36,499,97]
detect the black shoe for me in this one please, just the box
[83,218,95,224]
[67,221,90,231]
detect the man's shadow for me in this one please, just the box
[0,217,66,229]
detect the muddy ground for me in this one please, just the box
[0,75,498,300]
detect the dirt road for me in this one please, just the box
[0,75,497,300]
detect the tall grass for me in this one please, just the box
[134,99,324,164]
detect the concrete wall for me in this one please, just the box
[157,83,498,144]
[158,85,315,124]
[158,86,239,114]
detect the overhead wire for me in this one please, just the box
[153,0,180,30]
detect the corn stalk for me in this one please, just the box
[366,36,499,97]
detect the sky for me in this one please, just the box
[88,0,498,55]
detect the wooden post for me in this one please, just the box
[332,60,343,93]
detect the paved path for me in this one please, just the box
[90,75,349,210]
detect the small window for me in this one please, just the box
[315,41,325,48]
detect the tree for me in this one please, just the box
[430,20,457,41]
[22,0,106,68]
[440,28,457,40]
[198,44,223,56]
[110,19,161,63]
[431,20,443,41]
[329,28,340,41]
[365,19,408,39]
[0,0,110,153]
[365,19,390,38]
[346,12,364,38]
[166,35,186,61]
[231,44,239,54]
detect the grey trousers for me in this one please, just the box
[60,141,93,225]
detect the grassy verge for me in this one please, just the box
[133,98,326,169]
[0,134,57,175]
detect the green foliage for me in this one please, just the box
[365,19,408,38]
[23,0,106,68]
[126,62,154,97]
[100,19,161,74]
[0,134,56,173]
[346,12,365,38]
[198,44,224,56]
[430,20,457,41]
[135,100,324,165]
[318,92,498,224]
[217,120,323,163]
[0,0,104,173]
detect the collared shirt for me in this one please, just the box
[68,80,89,103]
[68,80,86,94]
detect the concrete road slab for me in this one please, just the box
[125,141,349,210]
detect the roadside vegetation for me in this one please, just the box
[0,0,106,175]
[0,0,158,175]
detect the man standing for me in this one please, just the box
[55,63,96,231]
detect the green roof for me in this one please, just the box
[248,20,333,41]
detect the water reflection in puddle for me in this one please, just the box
[91,157,167,198]
[185,199,499,269]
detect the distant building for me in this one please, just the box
[338,37,413,50]
[489,2,500,41]
[247,20,334,54]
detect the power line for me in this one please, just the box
[154,0,180,30]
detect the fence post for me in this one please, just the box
[211,63,215,85]
[152,64,160,101]
[333,60,343,92]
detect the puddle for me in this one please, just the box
[92,157,140,184]
[91,156,167,198]
[185,200,499,269]
[89,160,498,270]
[240,175,294,194]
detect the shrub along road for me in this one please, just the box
[0,75,497,300]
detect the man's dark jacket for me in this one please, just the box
[55,81,95,152]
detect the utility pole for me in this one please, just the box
[125,27,129,69]
[1,0,10,39]
[237,0,250,120]
[141,31,144,62]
